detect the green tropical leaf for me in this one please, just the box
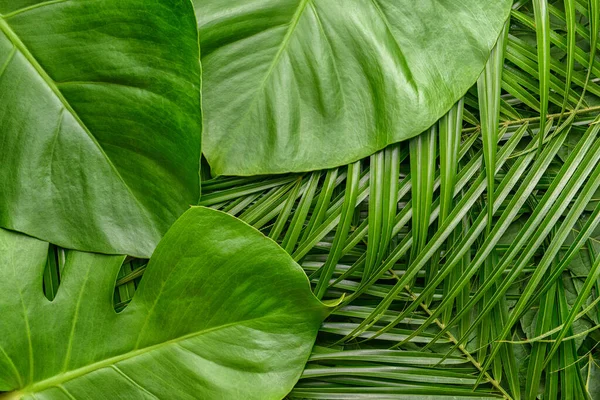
[0,207,328,400]
[0,0,202,257]
[195,0,512,175]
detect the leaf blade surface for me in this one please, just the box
[0,0,203,257]
[0,207,328,400]
[195,0,512,175]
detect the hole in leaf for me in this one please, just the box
[113,257,147,313]
[42,245,66,301]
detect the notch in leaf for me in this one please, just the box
[0,207,330,400]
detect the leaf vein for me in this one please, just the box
[0,17,157,233]
[1,0,68,20]
[110,365,160,400]
[22,314,273,395]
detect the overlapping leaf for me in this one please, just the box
[0,0,202,257]
[0,207,329,400]
[195,0,512,175]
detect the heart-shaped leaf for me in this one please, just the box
[0,0,202,257]
[195,0,512,175]
[0,207,328,400]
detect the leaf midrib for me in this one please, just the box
[213,0,310,163]
[0,16,156,230]
[14,315,270,397]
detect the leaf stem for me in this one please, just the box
[462,104,600,134]
[402,286,513,400]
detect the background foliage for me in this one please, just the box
[193,1,600,398]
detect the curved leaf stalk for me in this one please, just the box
[573,0,599,113]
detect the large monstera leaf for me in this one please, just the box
[0,0,202,257]
[0,207,328,400]
[196,0,512,176]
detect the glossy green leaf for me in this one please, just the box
[0,207,329,400]
[195,0,512,175]
[0,0,202,257]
